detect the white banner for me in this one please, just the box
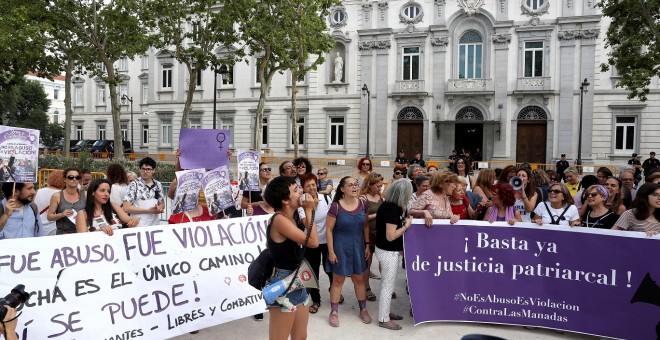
[0,215,272,339]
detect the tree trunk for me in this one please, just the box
[181,62,196,128]
[63,57,74,159]
[290,72,299,158]
[104,60,124,158]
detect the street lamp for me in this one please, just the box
[577,78,589,167]
[212,64,229,129]
[361,84,371,158]
[121,94,134,151]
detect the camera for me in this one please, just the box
[0,285,30,320]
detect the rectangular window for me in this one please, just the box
[54,89,60,100]
[261,117,268,147]
[76,125,84,140]
[162,64,172,89]
[615,116,636,152]
[53,111,59,124]
[121,124,128,141]
[195,68,202,87]
[459,44,483,79]
[402,47,420,80]
[161,119,172,146]
[141,55,149,69]
[330,117,345,147]
[97,124,106,140]
[119,84,128,104]
[255,58,263,84]
[97,85,106,105]
[142,83,148,104]
[291,117,305,147]
[117,57,128,71]
[141,124,149,145]
[220,118,234,147]
[191,21,201,42]
[190,119,202,129]
[524,41,544,77]
[74,86,83,106]
[222,65,234,86]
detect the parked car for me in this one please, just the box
[49,140,79,152]
[90,140,134,154]
[70,139,98,152]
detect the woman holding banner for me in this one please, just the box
[409,170,460,226]
[47,168,86,235]
[263,176,318,340]
[374,179,413,330]
[482,182,521,225]
[326,176,372,327]
[579,185,618,229]
[532,183,580,226]
[76,179,140,235]
[613,183,660,234]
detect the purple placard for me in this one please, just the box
[404,222,660,339]
[171,169,205,214]
[237,150,260,192]
[179,128,230,170]
[201,165,235,216]
[0,125,40,183]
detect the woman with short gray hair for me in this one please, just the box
[374,179,414,330]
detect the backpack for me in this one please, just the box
[0,201,40,235]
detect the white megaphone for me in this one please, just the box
[262,259,319,305]
[509,176,524,190]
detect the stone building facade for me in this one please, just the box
[68,0,660,164]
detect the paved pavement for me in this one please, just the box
[173,262,597,340]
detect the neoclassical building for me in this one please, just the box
[69,0,660,164]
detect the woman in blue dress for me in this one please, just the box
[326,176,372,327]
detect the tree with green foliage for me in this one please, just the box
[51,0,151,157]
[280,0,337,157]
[598,0,660,101]
[144,0,237,128]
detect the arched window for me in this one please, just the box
[517,106,548,120]
[456,106,484,121]
[458,31,483,79]
[397,107,424,120]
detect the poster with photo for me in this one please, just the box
[0,125,40,182]
[202,165,234,217]
[171,169,205,215]
[237,149,260,192]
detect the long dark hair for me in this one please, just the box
[633,183,660,220]
[85,178,114,229]
[107,163,129,185]
[452,156,472,176]
[333,176,353,203]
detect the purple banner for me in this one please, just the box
[0,125,40,183]
[179,128,230,170]
[404,221,660,339]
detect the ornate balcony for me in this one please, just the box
[446,78,494,94]
[393,79,426,94]
[516,77,552,92]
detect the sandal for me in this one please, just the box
[309,302,320,314]
[366,288,376,301]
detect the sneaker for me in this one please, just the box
[329,311,339,327]
[252,313,264,321]
[359,309,372,324]
[378,321,402,330]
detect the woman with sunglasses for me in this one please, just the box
[533,183,580,226]
[353,157,372,189]
[326,176,372,327]
[293,157,313,186]
[579,185,618,229]
[483,182,521,225]
[47,168,86,235]
[359,172,384,301]
[317,168,334,196]
[613,183,660,234]
[241,162,272,209]
[76,179,139,235]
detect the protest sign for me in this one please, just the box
[0,125,40,182]
[172,169,205,215]
[237,150,260,192]
[202,165,235,217]
[404,221,660,339]
[179,129,230,170]
[0,215,272,339]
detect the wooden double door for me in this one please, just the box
[516,121,547,164]
[397,121,423,157]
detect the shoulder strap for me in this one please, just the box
[557,205,571,222]
[543,202,556,224]
[30,202,39,234]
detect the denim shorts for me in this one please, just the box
[265,268,310,312]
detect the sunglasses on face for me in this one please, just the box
[395,172,403,175]
[317,172,326,175]
[587,192,600,198]
[67,175,81,180]
[362,163,371,166]
[260,168,272,172]
[548,189,563,195]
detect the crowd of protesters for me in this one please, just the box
[1,148,659,339]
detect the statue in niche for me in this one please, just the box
[333,52,344,83]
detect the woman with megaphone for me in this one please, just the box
[512,168,538,223]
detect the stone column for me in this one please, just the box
[433,0,447,26]
[361,1,373,30]
[430,33,449,157]
[557,29,578,158]
[492,33,512,160]
[579,28,600,163]
[377,0,388,29]
[374,39,391,156]
[358,41,374,157]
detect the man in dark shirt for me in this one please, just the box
[447,150,458,169]
[394,150,408,169]
[556,154,569,182]
[642,151,660,178]
[473,148,482,162]
[409,152,426,168]
[627,153,642,185]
